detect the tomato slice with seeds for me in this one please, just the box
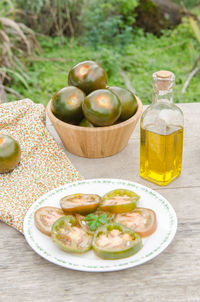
[51,216,93,253]
[114,208,157,237]
[60,193,101,215]
[92,223,142,260]
[100,189,139,213]
[34,206,66,236]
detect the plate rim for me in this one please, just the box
[23,178,178,272]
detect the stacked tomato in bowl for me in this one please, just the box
[51,60,138,127]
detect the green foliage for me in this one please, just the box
[80,0,139,47]
[173,0,199,8]
[16,0,85,36]
[6,18,200,105]
[0,0,37,101]
[17,0,44,14]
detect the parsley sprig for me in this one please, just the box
[85,213,108,231]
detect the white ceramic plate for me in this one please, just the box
[24,178,177,272]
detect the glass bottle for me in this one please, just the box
[140,70,184,186]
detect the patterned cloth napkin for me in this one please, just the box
[0,99,82,233]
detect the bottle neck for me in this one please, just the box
[153,88,174,104]
[152,71,175,104]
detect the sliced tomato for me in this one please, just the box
[34,206,65,236]
[51,216,93,253]
[60,193,101,215]
[100,189,139,213]
[92,223,142,260]
[114,208,157,237]
[75,214,93,234]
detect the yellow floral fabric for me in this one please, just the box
[0,99,82,233]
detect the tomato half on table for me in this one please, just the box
[34,206,66,236]
[51,216,93,253]
[92,223,142,260]
[100,189,140,213]
[114,208,157,237]
[0,134,21,173]
[60,193,101,215]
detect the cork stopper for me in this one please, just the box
[156,70,172,78]
[155,70,174,90]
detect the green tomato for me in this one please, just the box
[51,216,93,253]
[100,189,140,213]
[92,223,142,260]
[108,86,138,121]
[51,86,85,124]
[79,118,94,127]
[82,89,121,126]
[60,193,101,215]
[0,134,21,173]
[68,60,108,95]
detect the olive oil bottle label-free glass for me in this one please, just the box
[140,126,183,186]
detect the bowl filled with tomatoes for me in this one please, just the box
[46,60,143,158]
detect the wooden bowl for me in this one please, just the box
[46,96,143,158]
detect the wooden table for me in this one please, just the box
[0,103,200,302]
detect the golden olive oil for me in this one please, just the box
[140,126,183,186]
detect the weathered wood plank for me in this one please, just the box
[0,187,200,302]
[1,103,200,302]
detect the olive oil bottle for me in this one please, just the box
[140,71,184,186]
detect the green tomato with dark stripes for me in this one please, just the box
[68,60,108,95]
[51,86,85,124]
[79,118,94,127]
[108,86,138,121]
[0,134,21,173]
[82,89,121,126]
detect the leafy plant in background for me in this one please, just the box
[0,0,38,102]
[11,16,200,106]
[181,15,200,93]
[16,0,85,37]
[173,0,200,9]
[80,0,139,47]
[2,0,200,105]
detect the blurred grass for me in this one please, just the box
[8,18,200,106]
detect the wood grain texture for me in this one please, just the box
[1,103,200,302]
[46,96,143,158]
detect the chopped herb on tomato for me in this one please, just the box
[85,213,109,231]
